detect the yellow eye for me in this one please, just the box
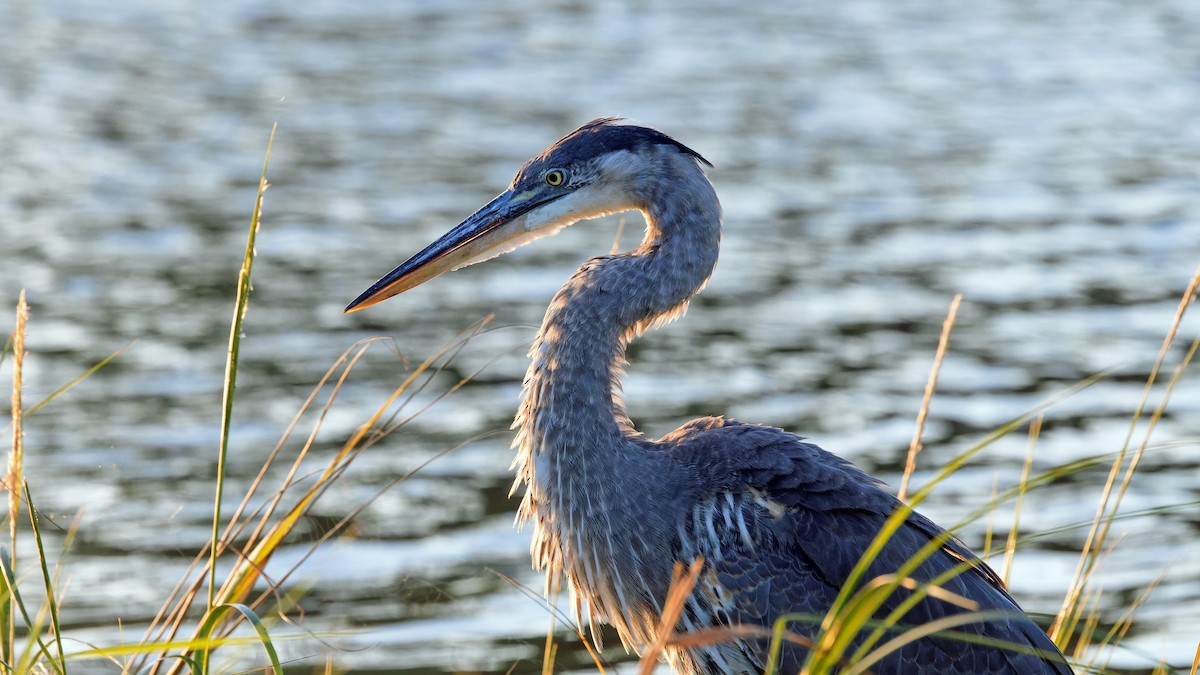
[545,169,566,187]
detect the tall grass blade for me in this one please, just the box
[1054,265,1200,645]
[1002,416,1040,584]
[209,123,276,613]
[1084,570,1166,671]
[0,547,10,670]
[0,547,61,673]
[899,293,960,502]
[23,480,65,675]
[5,290,29,667]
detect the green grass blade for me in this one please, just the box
[1022,496,1200,546]
[844,456,1100,666]
[823,449,1102,671]
[844,610,1064,675]
[0,548,10,671]
[68,635,278,662]
[848,562,981,663]
[0,547,63,674]
[209,124,276,612]
[23,481,65,675]
[193,603,283,675]
[25,341,135,418]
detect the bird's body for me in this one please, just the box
[347,119,1072,674]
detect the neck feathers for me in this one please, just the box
[509,151,721,635]
[515,150,721,467]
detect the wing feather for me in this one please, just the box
[663,418,1073,674]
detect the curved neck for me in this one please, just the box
[509,153,721,639]
[512,153,722,493]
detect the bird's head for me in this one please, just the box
[344,118,711,312]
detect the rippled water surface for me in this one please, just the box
[2,1,1200,672]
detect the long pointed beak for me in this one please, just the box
[344,187,560,313]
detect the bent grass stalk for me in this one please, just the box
[138,338,390,667]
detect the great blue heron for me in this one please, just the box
[346,119,1072,674]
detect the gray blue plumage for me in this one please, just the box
[347,118,1073,674]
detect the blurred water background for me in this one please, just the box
[2,0,1200,672]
